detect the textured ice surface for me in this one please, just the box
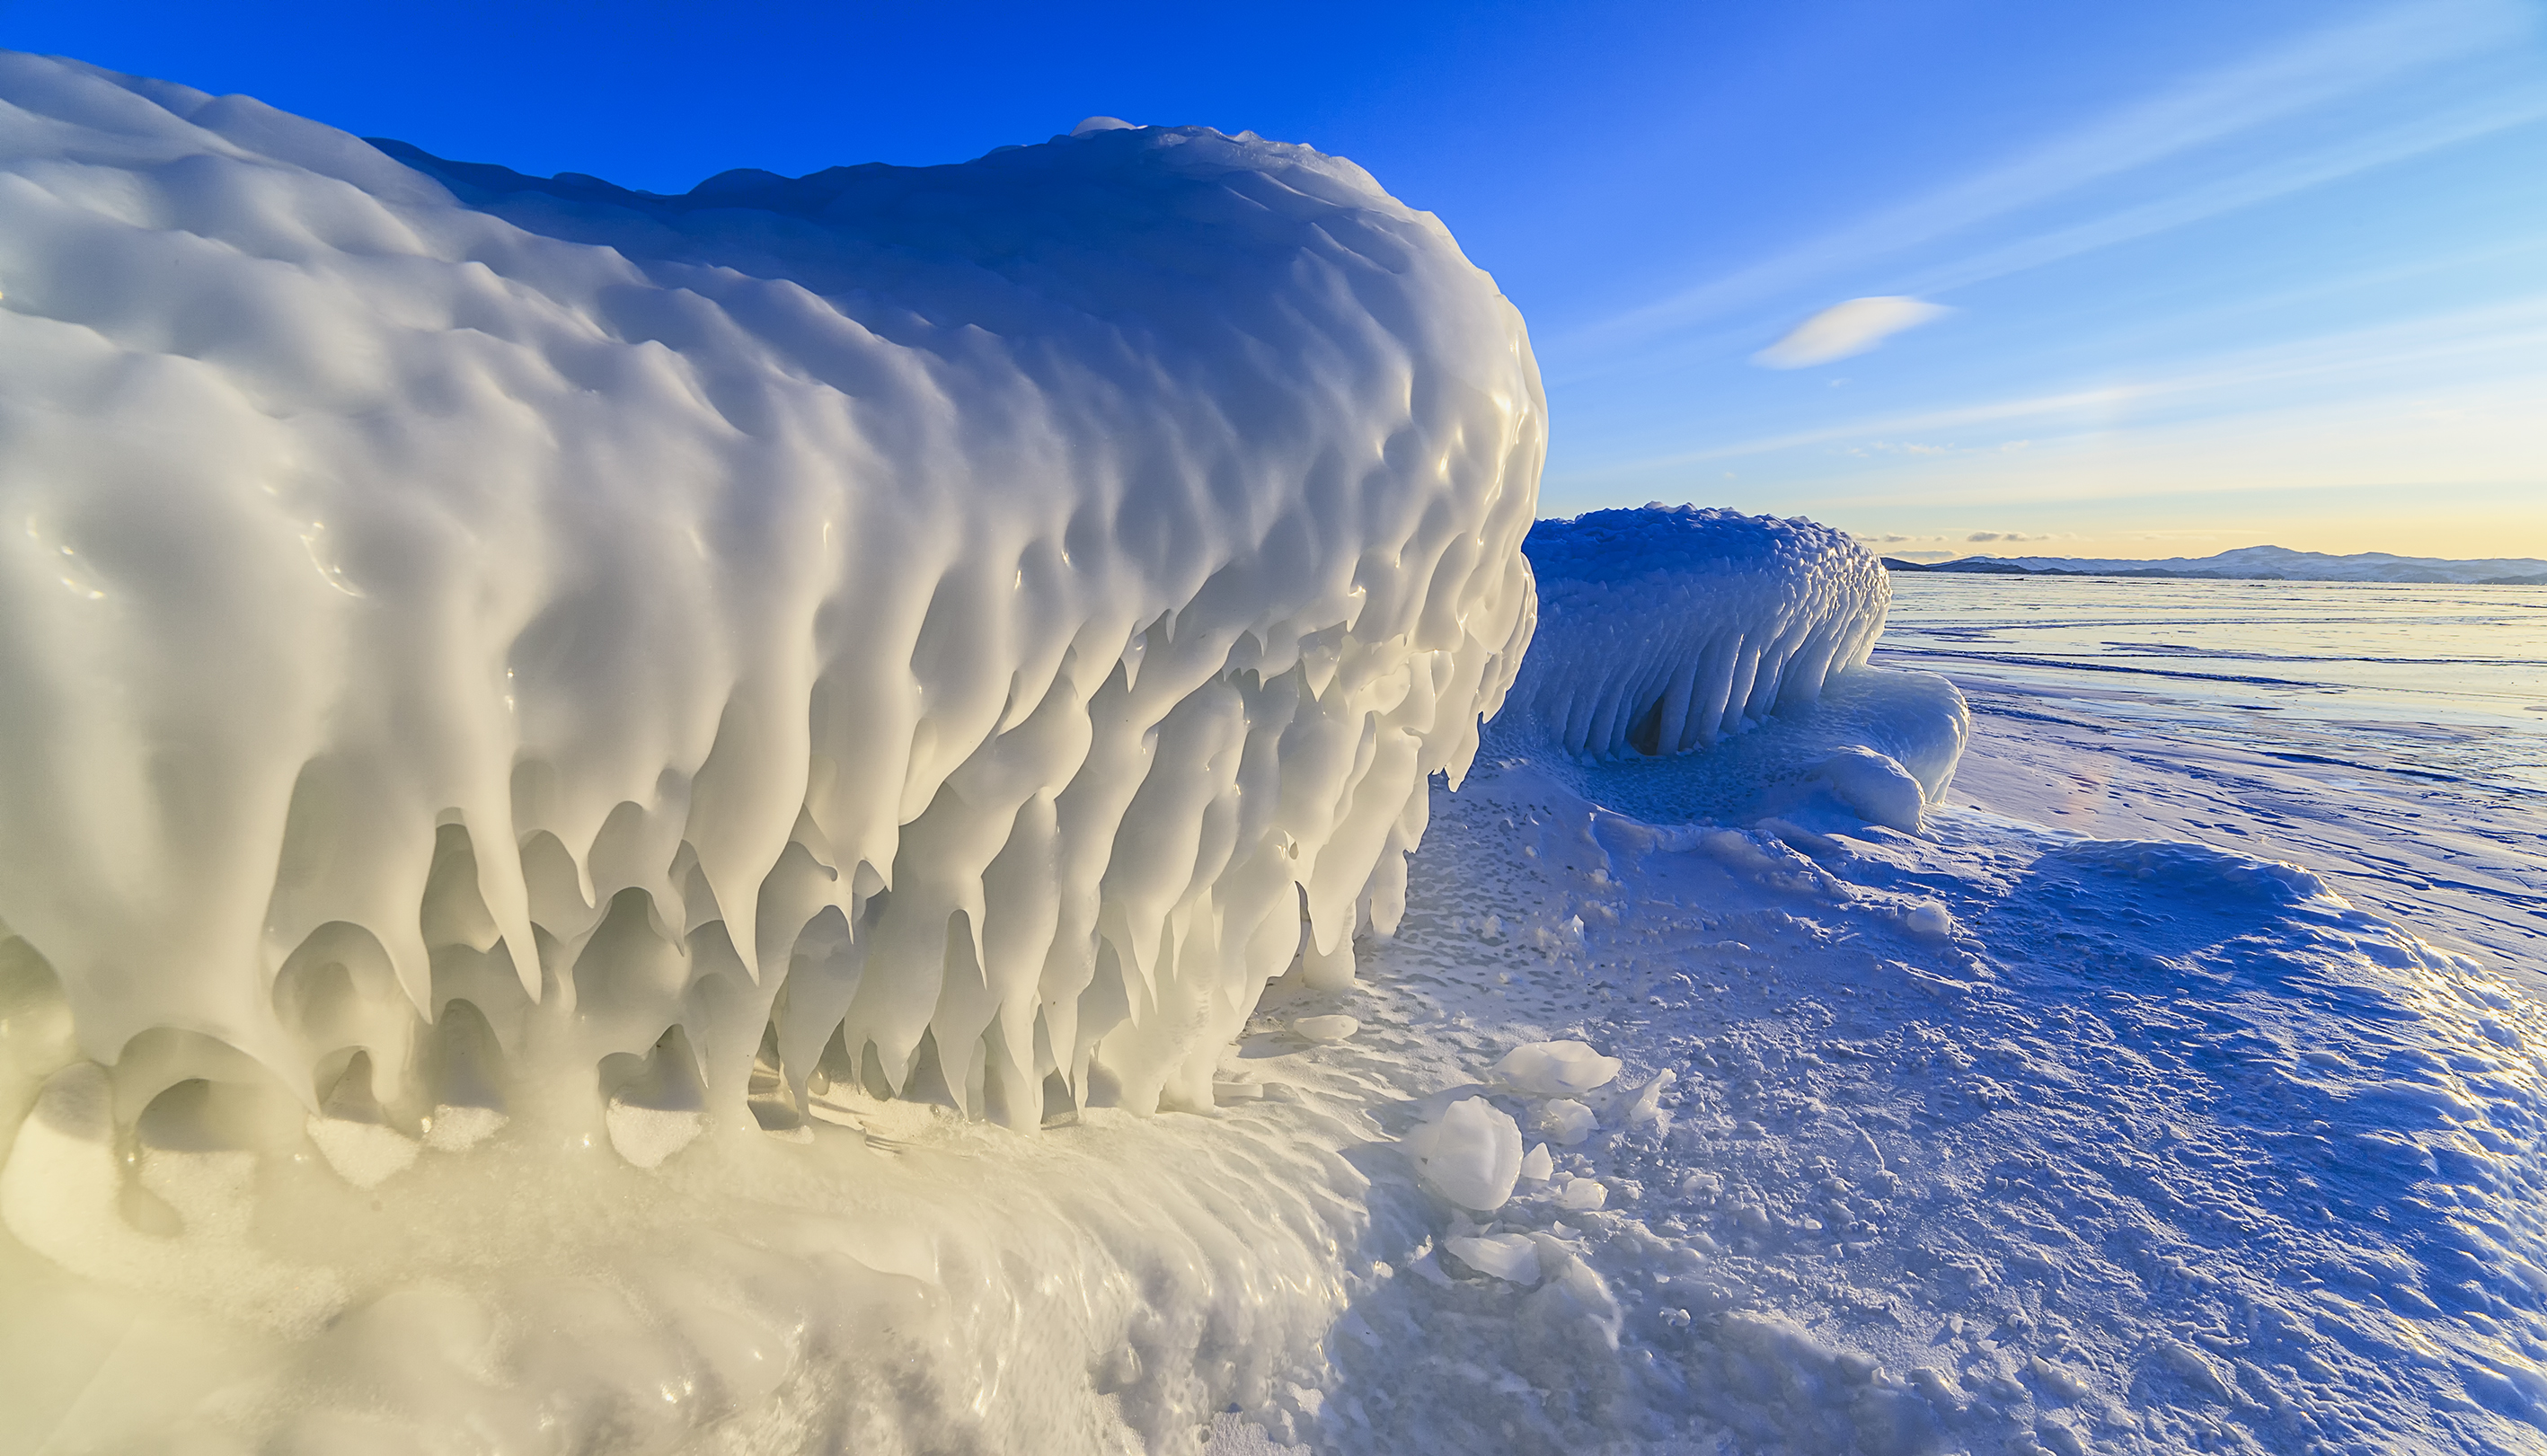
[1500,507,1889,762]
[0,52,1538,1143]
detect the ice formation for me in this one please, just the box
[1499,507,1889,762]
[0,47,1541,1174]
[1488,504,1966,842]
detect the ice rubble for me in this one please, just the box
[0,50,1541,1164]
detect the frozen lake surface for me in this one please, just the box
[1876,575,2547,790]
[1877,577,2547,993]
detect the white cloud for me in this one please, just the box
[1755,297,1950,368]
[1847,439,1959,457]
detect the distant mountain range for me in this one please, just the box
[1881,544,2547,586]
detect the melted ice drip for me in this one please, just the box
[1504,507,1889,761]
[0,52,1541,1171]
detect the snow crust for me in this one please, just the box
[1501,506,1890,762]
[0,51,1539,1158]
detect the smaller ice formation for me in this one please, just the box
[1491,506,1968,828]
[1502,507,1888,762]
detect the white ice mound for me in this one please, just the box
[0,52,1542,1137]
[1445,1231,1541,1284]
[1500,506,1888,760]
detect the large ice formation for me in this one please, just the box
[0,49,1541,1163]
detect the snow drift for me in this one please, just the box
[0,49,1541,1170]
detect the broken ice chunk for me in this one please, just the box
[1520,1142,1554,1181]
[1446,1232,1542,1284]
[1404,1097,1523,1212]
[1557,1178,1608,1212]
[1618,1070,1676,1130]
[1534,1099,1597,1146]
[1493,1040,1622,1098]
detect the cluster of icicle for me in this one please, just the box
[1501,507,1889,761]
[0,53,1541,1172]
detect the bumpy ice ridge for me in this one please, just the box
[0,53,1542,1163]
[1501,507,1889,761]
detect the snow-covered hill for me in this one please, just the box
[1919,545,2547,584]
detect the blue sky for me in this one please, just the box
[8,0,2542,560]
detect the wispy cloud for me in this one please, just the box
[1898,86,2547,300]
[1854,530,2068,545]
[1754,296,1948,368]
[1590,292,2547,474]
[1559,0,2539,359]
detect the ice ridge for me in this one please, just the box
[0,52,1541,1160]
[1501,506,1890,761]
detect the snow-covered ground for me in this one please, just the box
[1216,570,2547,1454]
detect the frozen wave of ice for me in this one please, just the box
[0,52,1538,1141]
[0,49,1554,1452]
